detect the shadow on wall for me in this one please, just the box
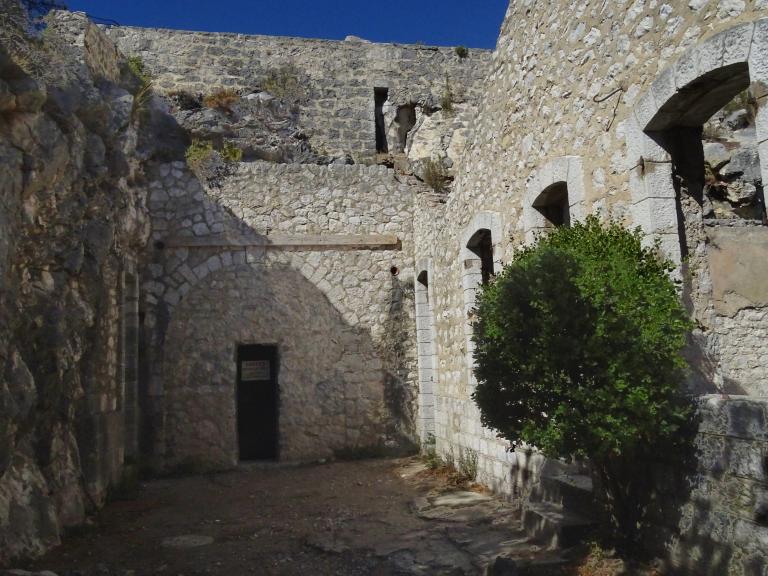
[381,273,417,447]
[134,95,417,469]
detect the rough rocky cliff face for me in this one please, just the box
[0,4,149,564]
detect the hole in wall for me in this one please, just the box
[374,87,389,153]
[154,240,166,250]
[698,88,765,222]
[533,182,570,228]
[390,266,399,276]
[466,229,494,285]
[756,502,768,527]
[395,104,417,152]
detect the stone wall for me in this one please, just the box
[142,160,417,466]
[0,5,149,566]
[667,395,768,575]
[104,25,491,162]
[412,1,768,573]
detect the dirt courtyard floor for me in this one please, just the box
[18,457,574,576]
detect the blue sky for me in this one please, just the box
[63,1,508,49]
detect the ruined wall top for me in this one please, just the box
[104,24,492,161]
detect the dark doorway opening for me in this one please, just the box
[237,344,279,460]
[374,87,389,153]
[467,229,494,285]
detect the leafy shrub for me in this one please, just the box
[203,87,240,112]
[454,45,469,58]
[185,139,242,188]
[262,65,303,101]
[422,158,449,193]
[184,138,215,172]
[472,216,693,542]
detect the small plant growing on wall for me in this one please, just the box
[472,216,693,547]
[126,55,153,119]
[454,45,469,58]
[422,158,450,193]
[203,87,240,113]
[440,76,455,114]
[262,64,304,101]
[185,138,243,188]
[221,140,243,163]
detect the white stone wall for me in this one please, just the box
[104,26,491,162]
[143,160,418,465]
[413,2,768,572]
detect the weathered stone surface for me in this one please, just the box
[105,26,491,163]
[2,0,768,573]
[160,534,214,548]
[0,5,149,566]
[145,158,418,465]
[708,226,768,320]
[409,3,768,575]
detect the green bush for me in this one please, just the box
[185,139,242,188]
[184,138,215,172]
[472,216,692,542]
[454,45,469,58]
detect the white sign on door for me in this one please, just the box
[241,360,270,382]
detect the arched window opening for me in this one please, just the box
[643,62,765,262]
[466,229,494,285]
[533,182,571,228]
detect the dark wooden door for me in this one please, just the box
[236,345,278,460]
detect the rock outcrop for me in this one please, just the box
[0,4,149,565]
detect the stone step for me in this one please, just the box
[522,501,596,549]
[529,472,596,518]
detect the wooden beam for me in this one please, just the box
[164,234,402,251]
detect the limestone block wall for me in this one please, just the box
[412,1,768,573]
[143,160,417,466]
[104,25,491,161]
[667,396,768,575]
[0,6,149,566]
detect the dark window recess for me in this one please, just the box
[375,87,389,153]
[417,270,429,289]
[534,182,571,227]
[396,104,417,152]
[467,229,494,285]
